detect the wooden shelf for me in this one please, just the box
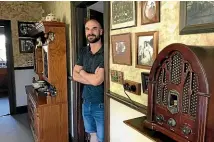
[124,116,176,142]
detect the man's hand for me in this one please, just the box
[73,65,90,84]
[95,66,100,74]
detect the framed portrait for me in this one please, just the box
[180,1,214,35]
[18,21,35,37]
[111,33,132,65]
[19,38,35,53]
[141,72,149,94]
[135,31,158,69]
[111,1,136,30]
[141,1,160,25]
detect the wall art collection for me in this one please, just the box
[18,21,36,53]
[110,1,160,94]
[111,1,160,69]
[111,1,214,94]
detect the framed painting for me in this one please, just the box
[110,70,124,84]
[141,1,160,25]
[141,72,149,94]
[18,21,35,37]
[111,1,136,30]
[180,1,214,35]
[111,33,132,65]
[19,38,35,53]
[135,31,158,69]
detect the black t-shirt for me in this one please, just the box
[76,45,104,103]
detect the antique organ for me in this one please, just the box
[144,43,214,142]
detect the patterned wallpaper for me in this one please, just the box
[0,2,43,67]
[110,1,214,106]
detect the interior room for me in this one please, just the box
[0,26,10,117]
[0,1,214,142]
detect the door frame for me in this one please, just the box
[0,20,16,115]
[71,2,110,142]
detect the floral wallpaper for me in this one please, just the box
[0,2,43,67]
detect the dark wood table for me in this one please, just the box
[124,116,176,142]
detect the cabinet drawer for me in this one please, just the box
[28,96,40,142]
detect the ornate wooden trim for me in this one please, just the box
[196,96,208,142]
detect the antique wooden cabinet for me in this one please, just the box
[144,43,214,142]
[25,21,68,142]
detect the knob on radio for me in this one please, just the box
[155,114,164,123]
[182,126,191,135]
[167,118,176,127]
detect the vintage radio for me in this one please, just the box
[144,43,214,142]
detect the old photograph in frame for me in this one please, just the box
[18,21,35,37]
[111,1,136,30]
[141,72,149,94]
[111,33,132,65]
[135,31,158,69]
[141,1,160,25]
[19,38,35,53]
[180,1,214,34]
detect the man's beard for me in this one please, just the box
[87,34,101,43]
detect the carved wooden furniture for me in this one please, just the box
[144,43,214,142]
[34,47,43,78]
[25,21,68,142]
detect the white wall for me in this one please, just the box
[110,99,154,142]
[15,69,36,106]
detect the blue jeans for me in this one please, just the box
[82,102,104,142]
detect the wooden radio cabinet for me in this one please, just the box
[144,43,214,142]
[25,21,68,142]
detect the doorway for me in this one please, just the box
[0,20,16,116]
[71,2,110,142]
[0,26,10,116]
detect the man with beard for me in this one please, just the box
[73,19,104,142]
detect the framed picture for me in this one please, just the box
[111,33,132,65]
[180,1,214,35]
[18,21,35,37]
[19,38,35,53]
[141,1,160,25]
[111,1,136,30]
[110,70,124,84]
[141,72,149,94]
[135,31,158,69]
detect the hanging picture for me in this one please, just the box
[180,1,214,34]
[18,21,35,37]
[111,1,136,30]
[141,72,149,94]
[141,1,160,25]
[135,31,158,69]
[19,38,35,53]
[111,33,132,65]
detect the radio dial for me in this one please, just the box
[155,115,164,123]
[182,126,191,135]
[167,118,176,127]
